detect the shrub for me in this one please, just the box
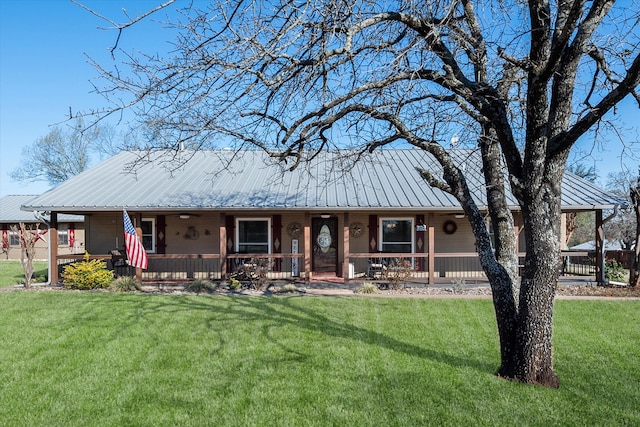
[382,258,414,290]
[62,253,113,290]
[184,279,217,294]
[228,277,242,290]
[110,276,142,292]
[451,278,466,294]
[605,259,626,282]
[354,282,379,294]
[231,257,273,290]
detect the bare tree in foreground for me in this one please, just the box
[11,223,43,289]
[630,174,640,287]
[82,1,640,387]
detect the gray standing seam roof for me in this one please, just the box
[0,195,84,222]
[21,149,622,213]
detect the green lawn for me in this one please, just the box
[1,292,638,426]
[0,260,48,287]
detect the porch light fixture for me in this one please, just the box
[454,213,465,219]
[179,214,191,219]
[320,213,331,219]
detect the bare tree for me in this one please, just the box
[11,223,43,289]
[81,1,640,387]
[630,174,640,287]
[11,118,112,186]
[565,163,598,247]
[1,233,10,259]
[606,171,637,250]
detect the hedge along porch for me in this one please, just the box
[21,149,620,285]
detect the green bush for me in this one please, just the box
[62,254,113,290]
[354,282,379,294]
[228,277,242,290]
[110,276,142,292]
[605,259,626,282]
[184,279,217,294]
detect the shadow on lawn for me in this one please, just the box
[84,293,497,375]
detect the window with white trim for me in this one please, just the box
[380,218,414,253]
[9,229,20,246]
[141,218,156,253]
[58,224,69,246]
[236,218,271,254]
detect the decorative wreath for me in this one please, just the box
[286,222,302,238]
[349,222,365,238]
[443,220,457,235]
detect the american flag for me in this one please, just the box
[123,210,148,269]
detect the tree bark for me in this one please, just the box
[512,163,564,387]
[630,177,640,287]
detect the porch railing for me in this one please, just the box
[55,249,597,283]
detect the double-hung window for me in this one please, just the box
[58,224,69,246]
[141,218,155,253]
[9,229,20,247]
[236,218,271,254]
[380,218,414,253]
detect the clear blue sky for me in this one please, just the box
[0,0,638,198]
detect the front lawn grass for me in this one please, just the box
[0,260,48,287]
[1,292,638,426]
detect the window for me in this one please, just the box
[141,218,155,253]
[236,218,271,254]
[58,224,69,246]
[380,218,414,253]
[487,219,495,250]
[9,229,20,246]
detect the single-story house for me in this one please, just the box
[20,149,621,284]
[1,194,84,261]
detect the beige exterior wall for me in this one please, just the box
[83,210,531,259]
[167,214,219,254]
[74,209,538,282]
[1,222,85,261]
[86,212,220,255]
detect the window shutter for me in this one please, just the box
[368,215,378,253]
[272,214,282,271]
[156,215,166,254]
[69,223,75,248]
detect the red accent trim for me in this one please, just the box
[69,224,76,248]
[416,214,425,271]
[368,215,378,253]
[272,214,282,271]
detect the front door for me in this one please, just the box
[312,217,338,275]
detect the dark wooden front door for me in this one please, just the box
[312,217,338,275]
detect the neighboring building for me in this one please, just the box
[21,149,621,284]
[0,195,85,261]
[571,240,628,251]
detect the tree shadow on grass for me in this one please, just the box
[77,293,498,375]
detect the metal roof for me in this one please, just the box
[21,149,621,213]
[0,195,84,223]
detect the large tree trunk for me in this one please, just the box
[630,178,640,287]
[476,127,520,379]
[512,169,563,388]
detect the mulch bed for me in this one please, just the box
[4,283,640,298]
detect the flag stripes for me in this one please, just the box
[123,210,148,269]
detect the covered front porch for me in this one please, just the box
[48,209,608,286]
[53,249,601,286]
